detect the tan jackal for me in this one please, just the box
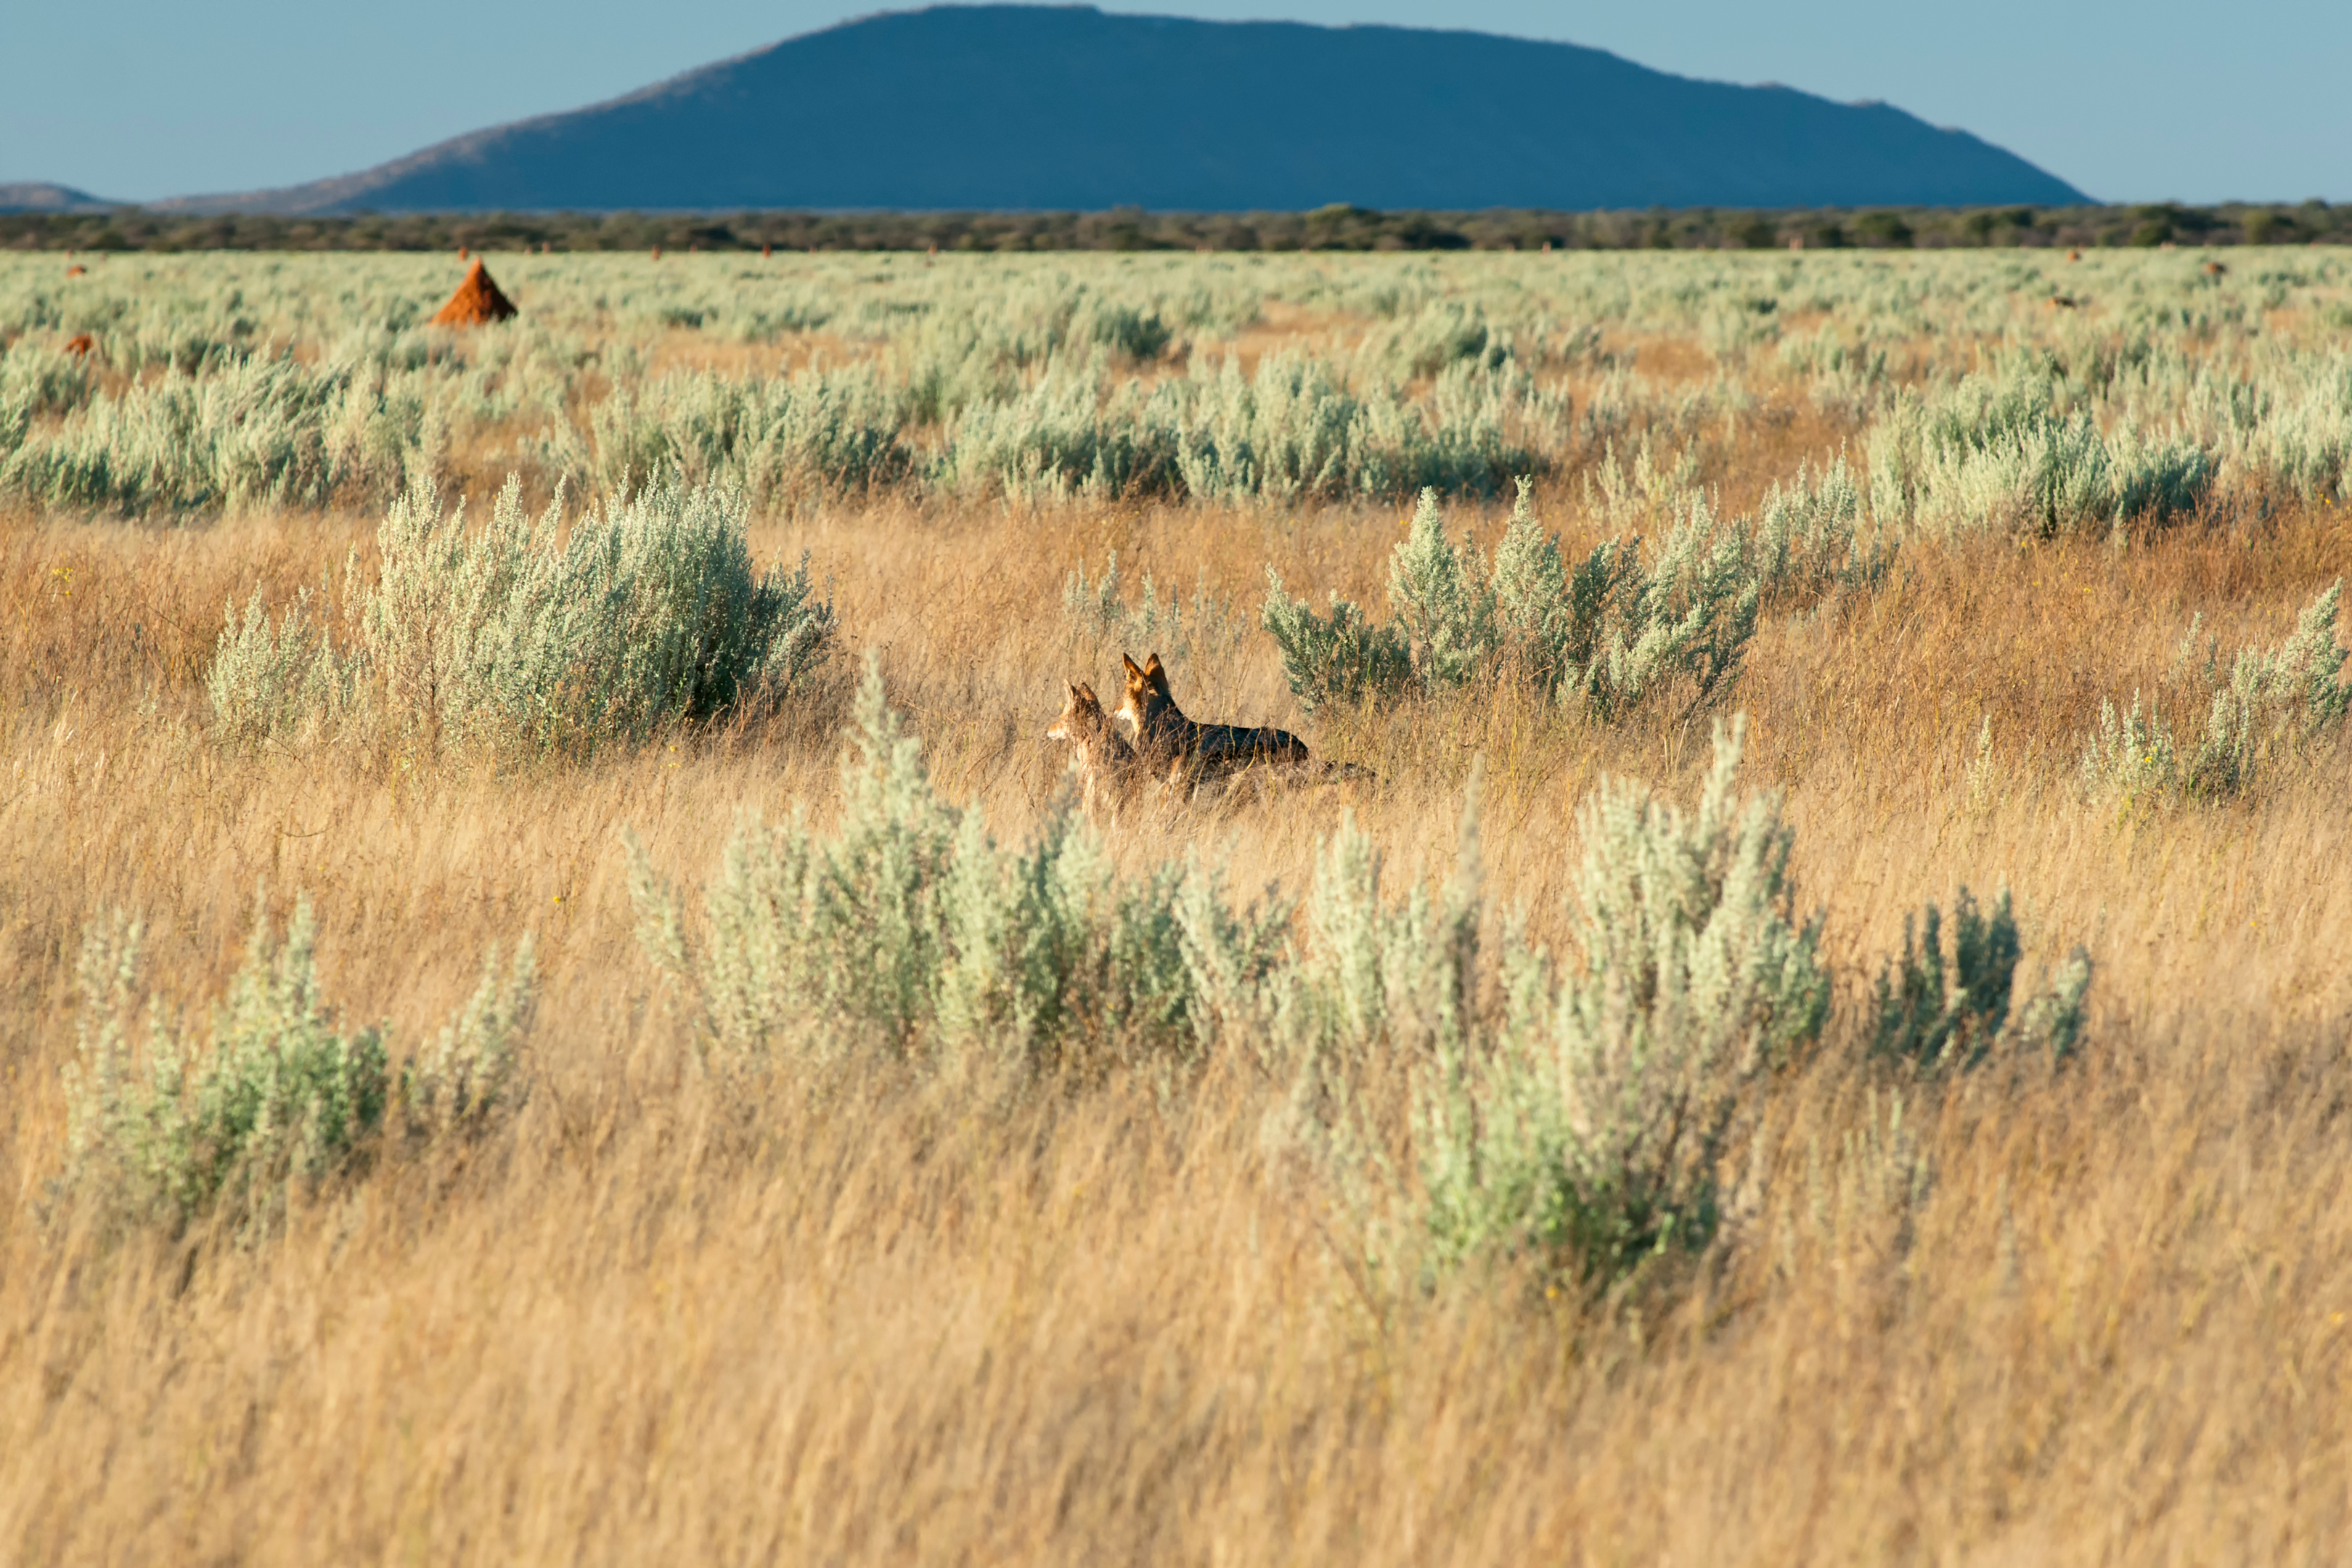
[1045,680,1151,818]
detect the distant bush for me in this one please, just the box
[1264,471,1883,722]
[624,679,2100,1298]
[1,355,428,516]
[1867,369,2215,540]
[578,365,911,504]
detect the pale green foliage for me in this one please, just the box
[1172,351,1545,504]
[205,473,836,756]
[1751,454,1895,601]
[935,348,1551,505]
[1258,571,1410,716]
[1867,368,2213,540]
[630,661,1286,1074]
[12,248,2352,520]
[1576,493,1761,722]
[1868,888,2031,1071]
[2078,694,2182,807]
[407,940,539,1132]
[64,896,533,1236]
[1263,481,1769,723]
[624,677,2098,1292]
[1418,719,1832,1285]
[1,354,429,515]
[1584,435,1702,534]
[1060,550,1252,671]
[1265,779,1484,1111]
[1387,489,1501,688]
[205,584,351,751]
[2080,580,2348,802]
[579,364,910,504]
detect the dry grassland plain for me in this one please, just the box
[3,247,2351,1563]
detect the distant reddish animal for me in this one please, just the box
[64,264,86,278]
[2202,261,2227,277]
[2066,249,2082,261]
[2048,294,2080,310]
[64,333,93,356]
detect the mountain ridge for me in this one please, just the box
[0,182,121,214]
[141,7,2087,214]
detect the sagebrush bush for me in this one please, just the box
[1,354,428,515]
[1061,550,1253,672]
[629,661,1288,1075]
[1258,573,1410,716]
[1263,480,1794,723]
[12,248,2352,528]
[626,677,2102,1296]
[1866,367,2215,541]
[1418,720,1831,1286]
[64,895,534,1237]
[579,364,911,504]
[1866,887,2093,1071]
[207,473,836,756]
[2080,579,2348,803]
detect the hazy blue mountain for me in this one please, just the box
[0,182,119,213]
[160,6,2088,215]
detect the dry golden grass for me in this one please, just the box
[1,464,2348,1562]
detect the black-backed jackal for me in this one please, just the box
[1114,652,1312,786]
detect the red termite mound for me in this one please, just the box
[430,258,518,327]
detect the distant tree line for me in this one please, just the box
[6,200,2345,254]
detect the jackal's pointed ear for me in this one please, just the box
[1067,679,1082,699]
[1077,682,1098,704]
[1143,652,1169,693]
[1122,653,1146,683]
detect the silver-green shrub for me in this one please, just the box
[64,896,533,1236]
[581,364,911,505]
[629,661,1286,1074]
[1259,572,1412,716]
[1417,720,1830,1285]
[2081,579,2348,803]
[1867,888,2021,1070]
[205,584,352,751]
[1,354,428,516]
[1262,481,1767,724]
[1263,784,1485,1118]
[1866,884,2093,1071]
[1866,367,2215,541]
[205,473,836,756]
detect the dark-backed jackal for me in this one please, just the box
[1115,652,1312,785]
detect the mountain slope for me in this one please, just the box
[0,182,120,214]
[162,6,2087,214]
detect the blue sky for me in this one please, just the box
[4,1,2344,205]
